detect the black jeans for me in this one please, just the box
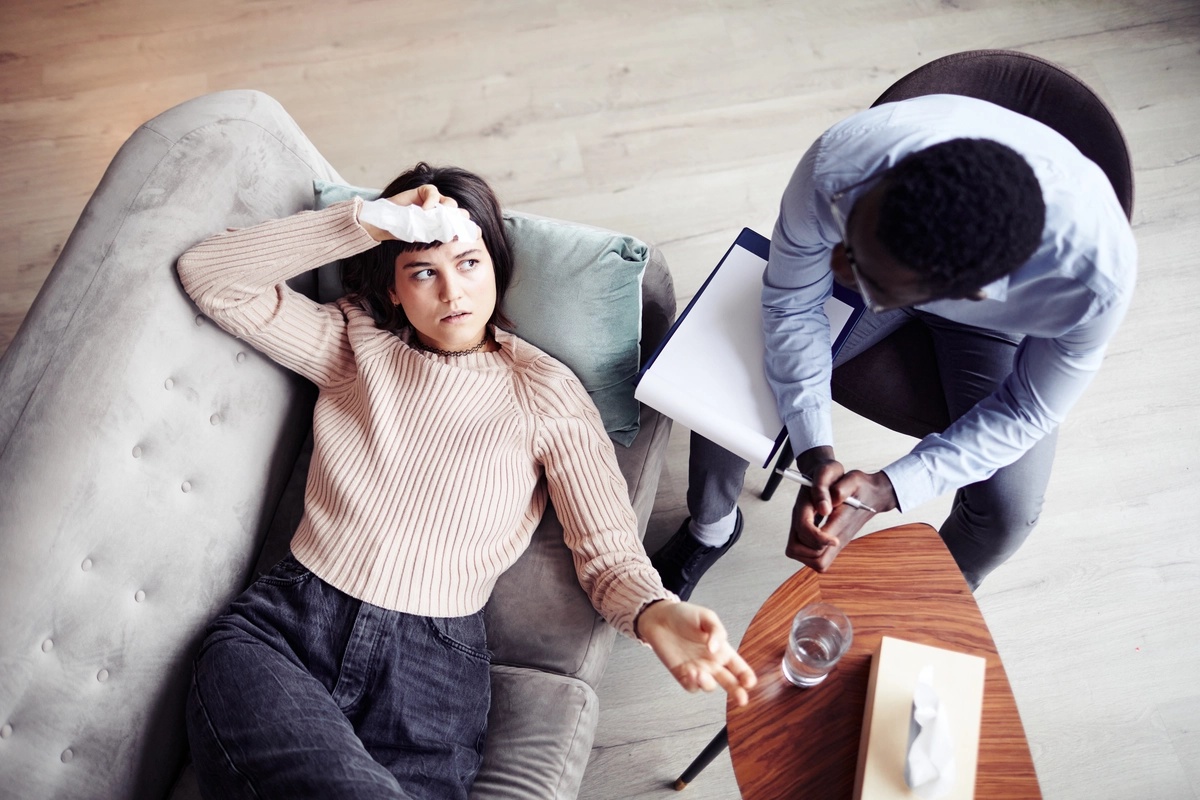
[186,554,492,800]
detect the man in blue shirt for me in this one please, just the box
[653,94,1136,595]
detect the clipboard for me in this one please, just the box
[635,227,864,467]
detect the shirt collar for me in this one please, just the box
[977,274,1010,302]
[916,273,1010,311]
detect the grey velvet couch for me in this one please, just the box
[0,90,675,800]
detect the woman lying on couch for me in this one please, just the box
[176,162,756,800]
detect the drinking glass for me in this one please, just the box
[781,602,853,687]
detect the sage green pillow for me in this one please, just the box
[313,180,646,445]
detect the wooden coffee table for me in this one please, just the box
[683,522,1040,799]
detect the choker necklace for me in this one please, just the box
[413,334,490,358]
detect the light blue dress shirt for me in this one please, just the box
[762,94,1137,512]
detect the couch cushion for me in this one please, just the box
[468,666,600,800]
[314,180,646,445]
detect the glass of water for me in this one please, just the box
[781,602,853,688]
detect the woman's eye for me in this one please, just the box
[414,268,436,281]
[460,259,479,271]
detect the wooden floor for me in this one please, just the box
[3,1,1198,797]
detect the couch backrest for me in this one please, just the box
[0,90,341,800]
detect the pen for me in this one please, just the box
[773,468,879,514]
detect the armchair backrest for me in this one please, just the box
[872,48,1133,218]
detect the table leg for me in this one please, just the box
[672,725,730,790]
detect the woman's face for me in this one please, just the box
[389,238,497,353]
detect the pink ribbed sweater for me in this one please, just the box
[177,200,671,638]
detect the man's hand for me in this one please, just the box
[636,600,758,706]
[786,446,898,571]
[786,446,843,557]
[794,445,842,533]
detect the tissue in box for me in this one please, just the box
[853,636,986,799]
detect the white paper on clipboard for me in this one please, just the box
[635,228,863,467]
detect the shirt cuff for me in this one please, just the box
[881,453,937,513]
[783,407,833,459]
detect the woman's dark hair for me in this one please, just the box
[875,138,1046,296]
[342,162,513,332]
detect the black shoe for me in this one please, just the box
[650,510,743,601]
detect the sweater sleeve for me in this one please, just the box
[176,200,380,389]
[529,359,675,639]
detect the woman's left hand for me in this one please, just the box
[636,600,757,706]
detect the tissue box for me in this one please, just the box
[853,636,986,799]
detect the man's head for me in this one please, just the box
[837,138,1045,310]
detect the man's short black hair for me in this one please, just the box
[875,138,1046,296]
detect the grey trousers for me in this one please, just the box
[688,308,1059,589]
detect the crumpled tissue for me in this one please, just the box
[904,665,956,798]
[358,199,479,244]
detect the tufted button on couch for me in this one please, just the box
[0,90,675,800]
